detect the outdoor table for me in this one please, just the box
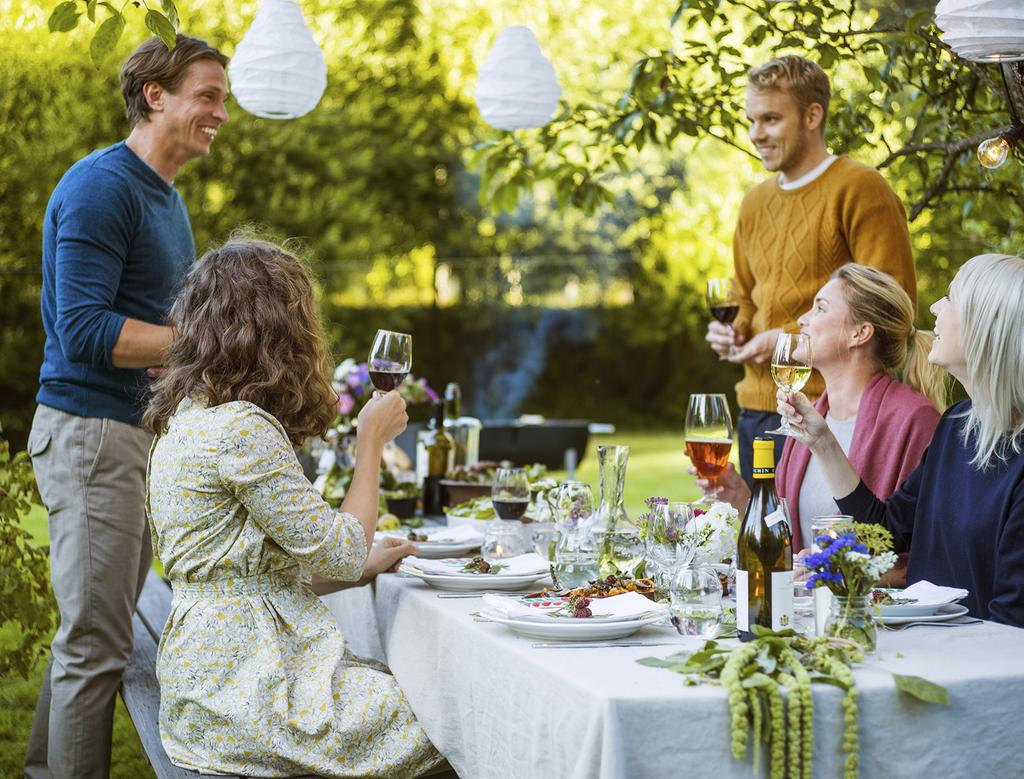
[371,574,1024,779]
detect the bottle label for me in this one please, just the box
[735,569,749,631]
[765,507,787,528]
[771,570,794,631]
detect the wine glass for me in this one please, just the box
[685,394,734,503]
[368,329,412,395]
[766,333,812,436]
[707,278,739,356]
[491,467,530,520]
[646,501,697,592]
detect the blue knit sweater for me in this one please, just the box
[837,401,1024,627]
[37,142,194,426]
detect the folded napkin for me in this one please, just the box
[900,580,969,607]
[405,552,548,577]
[481,591,667,623]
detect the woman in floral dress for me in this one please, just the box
[143,238,445,777]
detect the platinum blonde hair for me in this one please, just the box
[951,253,1024,468]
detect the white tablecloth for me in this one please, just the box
[370,574,1024,779]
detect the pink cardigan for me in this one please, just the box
[777,372,941,551]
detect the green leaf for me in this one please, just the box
[637,654,693,668]
[145,10,177,51]
[89,12,125,69]
[87,0,97,22]
[161,0,179,30]
[48,1,80,33]
[892,673,949,705]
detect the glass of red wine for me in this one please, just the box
[491,467,531,521]
[368,329,412,395]
[707,278,739,356]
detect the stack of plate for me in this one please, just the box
[480,591,669,641]
[399,553,550,591]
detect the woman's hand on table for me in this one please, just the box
[364,536,418,580]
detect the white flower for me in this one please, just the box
[692,501,740,564]
[333,358,357,383]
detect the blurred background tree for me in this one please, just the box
[2,0,1022,449]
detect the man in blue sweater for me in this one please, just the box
[25,35,228,778]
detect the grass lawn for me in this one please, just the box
[3,428,706,773]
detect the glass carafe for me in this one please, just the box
[593,445,642,578]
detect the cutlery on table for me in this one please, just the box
[884,617,982,630]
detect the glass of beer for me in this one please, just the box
[766,332,812,436]
[685,393,734,502]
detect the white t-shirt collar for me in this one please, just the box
[778,154,838,190]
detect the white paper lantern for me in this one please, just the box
[229,0,327,119]
[475,26,562,130]
[936,0,1024,63]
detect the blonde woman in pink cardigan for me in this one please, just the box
[698,264,947,558]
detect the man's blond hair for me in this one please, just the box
[748,55,831,133]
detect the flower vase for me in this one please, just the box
[333,432,356,469]
[825,595,877,652]
[593,446,642,578]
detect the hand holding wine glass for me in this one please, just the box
[368,329,412,396]
[707,278,739,357]
[766,333,812,436]
[685,394,734,503]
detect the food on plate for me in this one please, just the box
[460,556,506,575]
[870,589,917,606]
[524,575,657,601]
[376,513,401,531]
[445,496,497,520]
[407,531,428,542]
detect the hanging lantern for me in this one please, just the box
[935,0,1024,63]
[474,26,562,130]
[228,0,327,120]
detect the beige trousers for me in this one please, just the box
[24,405,153,779]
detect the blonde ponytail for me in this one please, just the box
[832,263,948,412]
[900,329,948,412]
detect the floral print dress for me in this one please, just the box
[146,398,443,778]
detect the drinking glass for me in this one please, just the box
[646,501,697,592]
[810,514,854,635]
[481,520,528,562]
[685,394,734,502]
[491,467,530,520]
[555,481,595,531]
[793,557,815,635]
[368,329,412,394]
[707,278,739,356]
[766,332,812,436]
[669,564,724,637]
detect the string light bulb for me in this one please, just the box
[977,136,1011,169]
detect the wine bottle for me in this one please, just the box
[736,437,793,641]
[421,402,454,516]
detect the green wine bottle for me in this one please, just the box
[736,437,793,641]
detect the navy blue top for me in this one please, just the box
[37,142,194,426]
[837,400,1024,627]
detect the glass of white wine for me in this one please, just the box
[766,333,812,437]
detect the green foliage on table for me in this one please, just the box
[445,497,496,520]
[0,427,55,679]
[638,625,948,779]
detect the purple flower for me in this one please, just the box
[338,393,355,415]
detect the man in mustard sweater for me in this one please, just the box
[706,55,915,486]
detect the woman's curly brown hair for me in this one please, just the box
[143,238,337,445]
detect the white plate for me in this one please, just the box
[482,612,666,641]
[399,566,549,592]
[876,588,965,618]
[376,533,480,559]
[878,603,970,626]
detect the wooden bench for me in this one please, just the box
[121,569,457,779]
